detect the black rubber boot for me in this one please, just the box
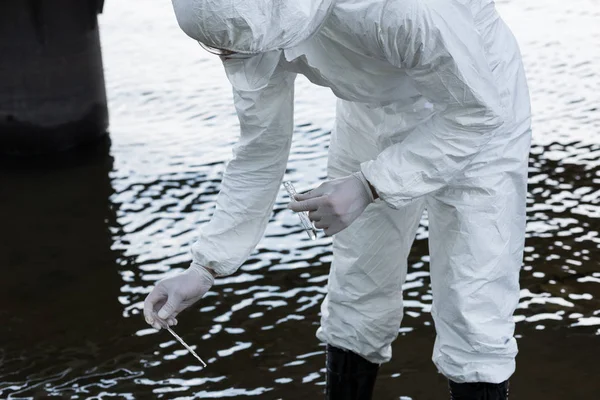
[326,345,379,400]
[449,380,509,399]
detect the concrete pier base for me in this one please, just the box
[0,0,108,155]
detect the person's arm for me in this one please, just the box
[361,0,509,208]
[193,60,296,276]
[144,58,296,328]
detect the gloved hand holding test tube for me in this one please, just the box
[283,181,317,240]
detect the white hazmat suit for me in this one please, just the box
[157,0,532,385]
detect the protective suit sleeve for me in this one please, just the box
[191,61,296,277]
[361,0,508,208]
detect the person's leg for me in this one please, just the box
[319,197,425,399]
[427,130,529,398]
[318,198,425,363]
[320,100,426,399]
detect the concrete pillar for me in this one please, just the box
[0,0,108,156]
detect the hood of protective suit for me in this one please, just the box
[171,0,335,54]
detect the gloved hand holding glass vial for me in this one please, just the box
[283,181,317,240]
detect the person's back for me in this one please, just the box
[283,0,531,185]
[469,0,531,126]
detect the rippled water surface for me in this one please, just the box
[1,0,599,398]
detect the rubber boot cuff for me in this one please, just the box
[449,380,510,399]
[326,345,379,400]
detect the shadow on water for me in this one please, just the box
[0,137,142,399]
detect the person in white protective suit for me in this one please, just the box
[144,0,532,398]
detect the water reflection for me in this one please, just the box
[519,142,600,331]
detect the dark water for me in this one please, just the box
[1,0,598,398]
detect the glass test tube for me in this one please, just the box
[166,326,207,367]
[283,181,317,240]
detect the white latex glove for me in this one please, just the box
[143,264,215,330]
[289,172,375,236]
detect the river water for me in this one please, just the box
[1,0,598,399]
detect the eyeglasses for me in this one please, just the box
[198,42,254,60]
